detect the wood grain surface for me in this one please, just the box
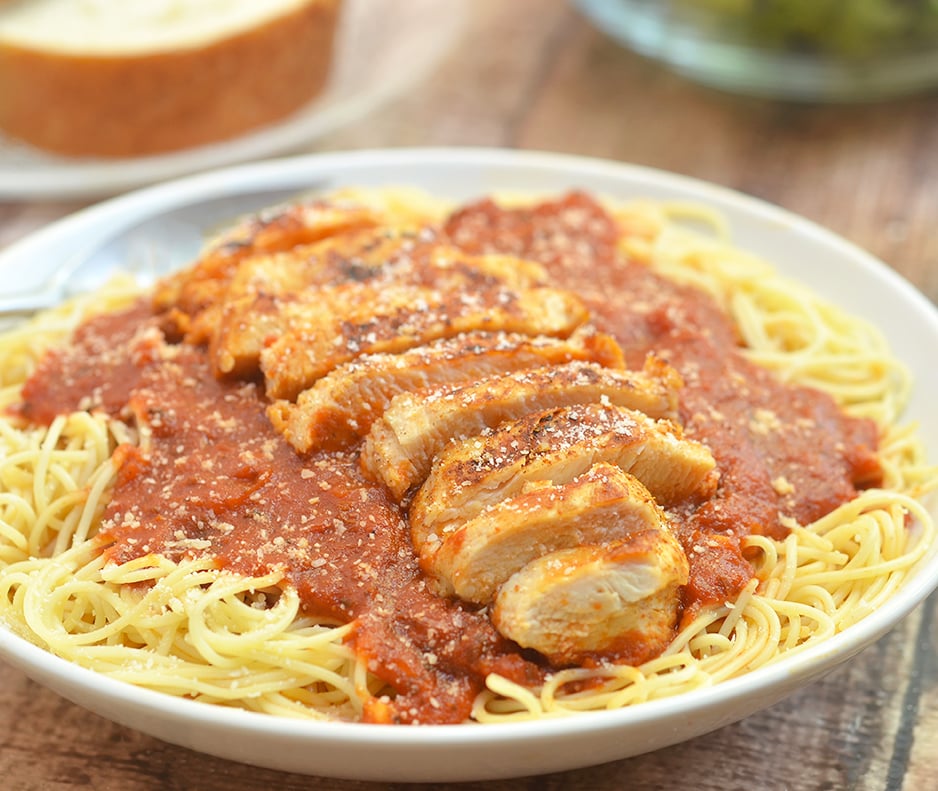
[2,1,937,789]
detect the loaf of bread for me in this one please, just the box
[0,0,342,158]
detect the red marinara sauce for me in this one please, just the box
[14,192,882,723]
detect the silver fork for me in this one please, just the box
[0,184,318,317]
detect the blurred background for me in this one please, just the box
[1,1,937,789]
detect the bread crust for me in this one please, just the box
[0,0,341,157]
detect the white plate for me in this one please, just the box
[0,0,465,200]
[1,148,937,782]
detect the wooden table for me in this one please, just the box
[2,2,937,788]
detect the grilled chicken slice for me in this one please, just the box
[428,463,668,603]
[260,262,587,400]
[409,403,717,551]
[364,355,682,499]
[270,329,625,452]
[224,227,428,303]
[261,284,587,401]
[492,529,689,665]
[155,199,385,340]
[212,244,547,386]
[211,230,435,377]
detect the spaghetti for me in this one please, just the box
[0,189,934,725]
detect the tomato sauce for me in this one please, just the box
[14,192,881,724]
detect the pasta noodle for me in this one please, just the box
[0,190,935,725]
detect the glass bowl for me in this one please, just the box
[575,0,938,101]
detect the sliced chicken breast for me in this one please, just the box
[155,199,385,338]
[364,354,682,498]
[261,281,588,400]
[409,403,717,550]
[492,528,689,665]
[210,230,434,377]
[211,243,556,390]
[270,328,625,452]
[220,227,430,306]
[428,463,668,603]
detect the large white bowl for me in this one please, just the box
[2,148,937,782]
